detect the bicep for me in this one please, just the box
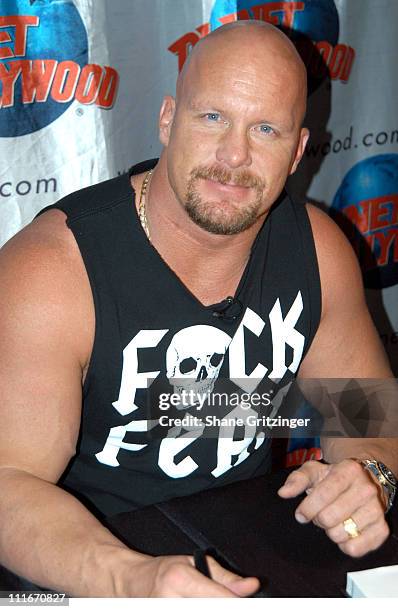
[0,216,92,483]
[299,205,392,379]
[0,313,82,483]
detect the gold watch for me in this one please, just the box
[353,458,397,512]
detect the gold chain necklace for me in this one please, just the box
[138,169,153,241]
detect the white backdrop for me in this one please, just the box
[1,0,397,379]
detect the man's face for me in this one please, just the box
[160,37,308,235]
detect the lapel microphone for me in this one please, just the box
[212,296,243,321]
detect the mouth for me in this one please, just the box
[200,177,253,199]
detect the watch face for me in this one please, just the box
[379,462,397,487]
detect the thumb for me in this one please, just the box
[206,556,260,597]
[277,461,329,498]
[227,576,261,597]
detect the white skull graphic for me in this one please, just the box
[166,325,231,407]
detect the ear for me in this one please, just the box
[289,127,310,175]
[159,95,176,146]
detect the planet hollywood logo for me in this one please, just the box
[168,0,355,84]
[332,154,398,289]
[0,0,119,137]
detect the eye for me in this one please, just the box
[210,353,223,367]
[179,357,197,374]
[204,112,221,122]
[257,124,274,135]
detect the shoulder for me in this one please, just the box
[305,203,360,270]
[305,203,364,316]
[298,204,391,377]
[0,209,94,371]
[1,208,85,294]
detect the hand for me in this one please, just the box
[278,459,390,557]
[124,553,260,597]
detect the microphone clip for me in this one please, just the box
[212,296,243,321]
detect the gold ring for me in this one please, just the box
[343,517,361,538]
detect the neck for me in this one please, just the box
[136,155,266,305]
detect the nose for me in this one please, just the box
[216,126,252,169]
[196,366,208,382]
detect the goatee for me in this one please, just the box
[185,165,265,235]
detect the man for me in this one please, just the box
[0,20,396,598]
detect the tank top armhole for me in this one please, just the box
[290,197,322,359]
[33,204,101,400]
[33,173,137,398]
[77,239,102,400]
[64,203,130,400]
[35,202,70,218]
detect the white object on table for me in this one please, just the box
[346,565,398,597]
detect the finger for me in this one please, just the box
[315,479,383,533]
[166,561,239,597]
[206,556,260,597]
[294,461,360,523]
[186,556,259,597]
[307,481,373,529]
[338,519,390,558]
[325,498,386,544]
[278,461,330,499]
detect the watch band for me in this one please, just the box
[352,458,397,512]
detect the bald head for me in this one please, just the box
[176,20,307,124]
[158,19,310,236]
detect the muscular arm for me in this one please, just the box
[0,212,258,597]
[0,211,133,595]
[279,204,397,557]
[298,204,398,470]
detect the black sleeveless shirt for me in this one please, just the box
[37,159,321,517]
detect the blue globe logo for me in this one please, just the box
[332,155,398,289]
[0,0,88,137]
[210,0,339,44]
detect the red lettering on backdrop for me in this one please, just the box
[369,195,398,231]
[168,1,305,74]
[96,66,119,109]
[0,15,119,109]
[196,23,210,37]
[371,202,392,231]
[315,40,333,64]
[279,0,305,27]
[0,29,12,58]
[251,3,278,25]
[345,195,398,235]
[20,59,57,103]
[167,3,354,82]
[75,64,103,104]
[251,1,304,28]
[168,31,200,72]
[340,46,355,82]
[0,15,39,59]
[219,10,251,25]
[51,60,80,102]
[376,229,398,266]
[329,44,347,80]
[0,61,22,107]
[343,201,371,233]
